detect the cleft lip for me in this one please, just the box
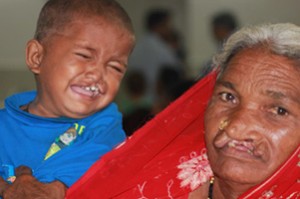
[214,135,258,157]
[82,84,103,96]
[83,85,99,92]
[213,131,265,160]
[227,140,255,155]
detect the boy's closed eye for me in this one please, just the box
[75,52,92,60]
[108,61,126,74]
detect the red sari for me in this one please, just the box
[66,72,300,199]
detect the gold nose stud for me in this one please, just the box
[219,119,229,130]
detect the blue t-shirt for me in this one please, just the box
[0,91,126,187]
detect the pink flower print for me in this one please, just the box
[177,151,213,190]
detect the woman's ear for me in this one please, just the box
[26,39,44,74]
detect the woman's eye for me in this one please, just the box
[219,92,237,103]
[271,107,288,116]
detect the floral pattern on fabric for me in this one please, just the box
[177,149,213,190]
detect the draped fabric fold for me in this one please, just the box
[240,146,300,199]
[67,71,300,199]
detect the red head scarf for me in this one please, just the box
[67,71,300,198]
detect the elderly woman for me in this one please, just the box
[191,23,300,198]
[67,23,300,199]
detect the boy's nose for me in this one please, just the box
[85,65,105,83]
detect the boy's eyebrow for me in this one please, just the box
[74,43,128,68]
[74,43,96,52]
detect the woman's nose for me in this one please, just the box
[223,107,263,141]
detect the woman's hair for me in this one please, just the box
[213,23,300,77]
[34,0,134,42]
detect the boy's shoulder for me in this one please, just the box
[84,103,121,124]
[0,106,6,114]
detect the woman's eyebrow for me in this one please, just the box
[265,89,300,104]
[265,90,286,100]
[217,80,236,90]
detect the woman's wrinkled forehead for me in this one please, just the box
[218,47,300,102]
[219,46,300,79]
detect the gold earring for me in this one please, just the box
[219,119,229,130]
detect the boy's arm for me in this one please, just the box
[1,166,67,199]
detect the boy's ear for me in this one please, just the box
[26,39,44,74]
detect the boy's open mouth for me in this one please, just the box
[71,85,101,97]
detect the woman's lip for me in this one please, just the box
[214,137,261,159]
[228,140,255,153]
[214,132,230,148]
[220,146,256,160]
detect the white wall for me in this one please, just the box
[0,1,44,106]
[0,0,44,71]
[0,0,300,105]
[1,0,300,72]
[185,0,300,74]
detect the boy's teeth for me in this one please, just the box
[90,86,98,91]
[84,86,98,92]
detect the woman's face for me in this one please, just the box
[205,47,300,186]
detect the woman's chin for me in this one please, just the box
[212,158,268,185]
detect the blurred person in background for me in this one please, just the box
[129,8,182,104]
[199,11,239,79]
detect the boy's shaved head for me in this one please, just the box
[34,0,134,42]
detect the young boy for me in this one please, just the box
[0,0,135,198]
